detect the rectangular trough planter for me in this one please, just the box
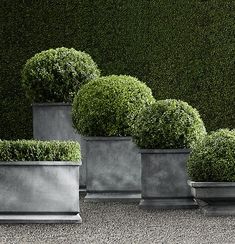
[189,181,235,216]
[32,103,86,190]
[140,149,197,209]
[0,161,82,223]
[85,137,141,202]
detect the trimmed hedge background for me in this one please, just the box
[1,0,234,139]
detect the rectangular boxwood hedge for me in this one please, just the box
[0,140,81,162]
[1,0,234,139]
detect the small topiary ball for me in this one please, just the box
[21,47,100,103]
[187,129,235,182]
[132,99,206,149]
[72,75,155,136]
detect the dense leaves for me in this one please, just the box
[21,47,100,103]
[187,129,235,182]
[133,99,206,149]
[0,140,81,162]
[72,75,155,136]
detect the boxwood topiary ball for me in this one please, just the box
[187,129,235,182]
[72,75,155,136]
[22,47,100,103]
[132,99,206,149]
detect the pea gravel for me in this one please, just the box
[0,193,235,244]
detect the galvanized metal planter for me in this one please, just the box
[84,137,141,202]
[140,149,197,209]
[32,103,86,190]
[189,181,235,216]
[0,161,82,223]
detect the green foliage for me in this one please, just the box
[133,99,206,149]
[1,0,235,139]
[22,47,100,103]
[72,75,155,136]
[187,129,235,182]
[0,140,81,162]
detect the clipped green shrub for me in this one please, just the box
[133,99,206,149]
[187,129,235,182]
[21,47,100,103]
[72,75,155,136]
[0,140,81,162]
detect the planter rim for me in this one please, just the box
[188,180,235,187]
[0,161,82,166]
[140,149,191,154]
[32,103,71,107]
[84,136,133,141]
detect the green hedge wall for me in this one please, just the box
[1,0,234,139]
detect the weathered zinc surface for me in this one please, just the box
[140,149,197,209]
[33,103,79,140]
[32,103,86,189]
[189,181,235,216]
[85,137,141,201]
[0,161,81,223]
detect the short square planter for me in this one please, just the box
[32,103,86,190]
[189,181,235,216]
[84,137,141,201]
[0,161,82,223]
[140,149,197,209]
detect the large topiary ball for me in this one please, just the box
[72,75,155,136]
[133,99,206,149]
[22,47,100,103]
[187,129,235,182]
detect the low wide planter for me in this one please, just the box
[0,161,82,223]
[32,103,86,190]
[139,149,197,209]
[85,137,141,201]
[189,181,235,216]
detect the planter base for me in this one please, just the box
[0,214,82,224]
[85,192,141,202]
[139,198,198,209]
[194,199,235,216]
[189,181,235,216]
[201,205,235,216]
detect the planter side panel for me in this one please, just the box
[86,139,141,192]
[142,152,192,198]
[190,184,235,203]
[0,165,79,213]
[32,104,86,188]
[33,105,79,141]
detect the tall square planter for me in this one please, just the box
[140,149,197,209]
[85,137,141,201]
[32,103,86,189]
[0,161,82,223]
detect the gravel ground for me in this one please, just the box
[0,194,235,244]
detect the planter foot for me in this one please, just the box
[0,214,82,224]
[79,186,87,192]
[139,198,198,209]
[85,192,141,202]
